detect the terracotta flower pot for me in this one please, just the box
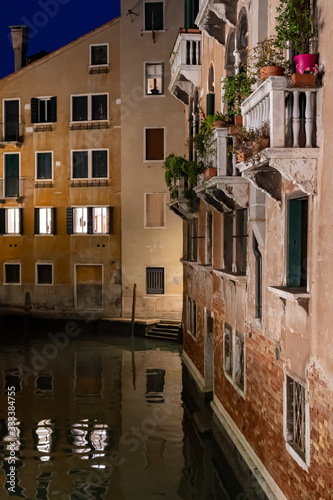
[212,120,226,129]
[259,66,285,81]
[294,54,318,74]
[254,137,269,151]
[291,73,317,88]
[204,167,217,180]
[234,115,243,126]
[228,125,240,136]
[236,151,244,163]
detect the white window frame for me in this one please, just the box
[5,208,20,235]
[143,127,166,162]
[223,325,246,398]
[186,296,197,340]
[283,373,310,471]
[144,61,165,96]
[71,149,109,180]
[2,98,21,141]
[73,207,88,234]
[89,43,109,67]
[36,207,53,235]
[143,0,165,32]
[144,192,166,229]
[70,93,109,123]
[92,206,109,234]
[3,262,21,285]
[3,152,21,198]
[34,96,54,124]
[74,263,104,310]
[35,151,53,180]
[35,262,54,286]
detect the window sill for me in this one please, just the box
[186,330,197,342]
[88,64,110,74]
[224,371,246,400]
[213,269,247,283]
[69,120,109,130]
[268,286,310,303]
[33,123,54,132]
[70,179,109,187]
[285,442,309,472]
[34,180,54,188]
[143,94,166,98]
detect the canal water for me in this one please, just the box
[0,320,248,500]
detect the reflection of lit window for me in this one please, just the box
[4,418,21,452]
[91,424,108,458]
[36,419,53,461]
[71,420,91,460]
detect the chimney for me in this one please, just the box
[9,25,30,72]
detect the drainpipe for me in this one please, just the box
[9,25,30,72]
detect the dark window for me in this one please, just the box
[4,100,19,141]
[146,128,164,160]
[186,218,198,261]
[206,213,213,265]
[287,198,308,287]
[36,374,53,392]
[92,150,108,178]
[4,154,19,197]
[31,97,57,123]
[224,324,232,376]
[90,45,108,65]
[5,264,20,284]
[145,2,164,30]
[223,212,233,271]
[234,333,245,391]
[73,151,88,178]
[206,93,215,117]
[92,95,108,120]
[286,376,306,460]
[223,209,248,274]
[184,0,199,29]
[37,264,53,284]
[72,96,88,121]
[145,63,164,95]
[146,267,164,294]
[235,209,248,274]
[253,233,262,319]
[36,152,52,179]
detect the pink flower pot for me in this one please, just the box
[294,54,318,74]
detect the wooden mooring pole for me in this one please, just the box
[131,283,137,339]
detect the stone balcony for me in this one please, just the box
[239,76,321,197]
[169,29,201,104]
[196,0,237,44]
[169,177,198,220]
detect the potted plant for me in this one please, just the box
[163,153,206,205]
[230,122,270,165]
[212,111,228,129]
[250,36,288,80]
[221,70,256,130]
[275,0,318,83]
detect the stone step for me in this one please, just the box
[150,327,179,335]
[146,332,179,341]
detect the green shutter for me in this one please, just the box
[51,207,57,235]
[34,208,40,235]
[31,98,38,123]
[185,0,199,29]
[50,96,57,123]
[0,208,5,234]
[88,208,93,234]
[206,93,215,117]
[20,208,24,235]
[66,207,73,234]
[287,199,302,286]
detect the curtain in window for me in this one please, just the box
[92,150,107,178]
[73,152,88,178]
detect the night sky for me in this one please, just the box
[0,0,121,79]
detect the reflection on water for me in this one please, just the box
[0,326,245,500]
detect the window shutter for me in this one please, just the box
[20,208,24,235]
[0,208,5,234]
[31,98,39,123]
[34,208,40,235]
[51,207,57,234]
[66,207,73,234]
[206,93,215,116]
[287,199,302,286]
[50,96,57,123]
[108,207,114,234]
[87,207,93,234]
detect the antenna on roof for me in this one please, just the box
[126,10,138,22]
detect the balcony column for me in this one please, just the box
[270,89,286,148]
[305,90,314,148]
[292,90,300,148]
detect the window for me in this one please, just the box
[223,325,245,394]
[253,234,262,319]
[4,264,20,284]
[145,193,165,228]
[72,150,108,179]
[4,153,20,198]
[145,63,164,95]
[0,208,22,235]
[3,99,20,141]
[31,97,57,123]
[36,152,53,180]
[206,212,213,265]
[34,208,56,235]
[223,209,248,274]
[145,128,164,160]
[186,297,197,337]
[36,264,53,285]
[184,0,200,29]
[285,375,308,463]
[71,94,108,122]
[90,44,108,66]
[144,2,164,31]
[287,197,308,287]
[67,207,112,235]
[146,267,164,294]
[186,218,198,261]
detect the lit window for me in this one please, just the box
[6,208,20,234]
[145,193,165,228]
[72,150,108,179]
[145,2,164,30]
[36,264,53,285]
[90,44,108,66]
[93,207,108,234]
[73,208,88,234]
[68,207,112,235]
[36,152,52,180]
[145,128,164,160]
[145,63,164,95]
[4,263,20,284]
[40,208,52,235]
[71,94,108,122]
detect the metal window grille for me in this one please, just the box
[287,376,306,457]
[146,267,164,294]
